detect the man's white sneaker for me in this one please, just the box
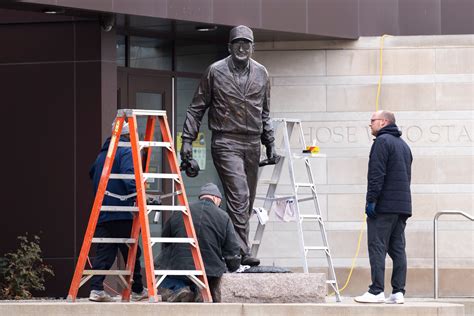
[385,292,404,304]
[354,291,385,303]
[131,288,148,302]
[89,290,114,302]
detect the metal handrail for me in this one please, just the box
[433,210,474,299]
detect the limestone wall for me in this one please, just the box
[251,35,473,296]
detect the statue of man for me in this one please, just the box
[180,25,277,266]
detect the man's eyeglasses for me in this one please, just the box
[231,41,252,51]
[370,118,384,123]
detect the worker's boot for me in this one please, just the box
[158,287,174,302]
[241,255,260,266]
[168,286,194,302]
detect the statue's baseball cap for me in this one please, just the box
[229,25,253,43]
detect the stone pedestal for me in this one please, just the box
[217,273,326,303]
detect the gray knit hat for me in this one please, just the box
[199,183,222,199]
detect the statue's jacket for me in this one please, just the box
[182,56,275,146]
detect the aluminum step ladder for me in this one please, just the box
[251,118,341,302]
[67,109,212,302]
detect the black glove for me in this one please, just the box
[180,139,193,162]
[224,254,242,273]
[265,142,276,159]
[365,202,376,219]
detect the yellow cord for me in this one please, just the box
[329,34,391,296]
[375,34,391,111]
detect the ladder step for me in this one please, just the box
[292,153,326,159]
[91,238,136,244]
[147,205,187,212]
[83,270,131,276]
[155,270,204,276]
[150,237,194,244]
[101,206,138,212]
[255,195,296,201]
[326,280,337,284]
[120,109,166,117]
[118,141,171,148]
[300,214,322,220]
[110,173,179,180]
[251,240,261,245]
[258,179,279,185]
[101,205,187,212]
[272,118,301,123]
[305,246,328,251]
[295,183,314,188]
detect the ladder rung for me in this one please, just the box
[145,173,179,180]
[255,195,296,201]
[326,280,337,284]
[300,214,322,220]
[92,238,136,244]
[150,237,194,244]
[293,153,326,159]
[292,154,310,159]
[101,205,187,212]
[295,182,314,188]
[154,270,203,276]
[83,270,131,276]
[147,205,187,212]
[118,141,172,148]
[120,109,166,117]
[109,173,179,180]
[272,118,301,123]
[252,240,261,245]
[258,179,279,185]
[298,196,314,202]
[305,246,328,251]
[101,206,138,212]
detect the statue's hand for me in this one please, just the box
[180,140,193,161]
[265,142,276,159]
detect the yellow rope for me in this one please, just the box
[375,34,391,111]
[329,34,390,296]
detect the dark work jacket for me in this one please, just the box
[182,56,275,146]
[367,124,413,216]
[89,136,136,223]
[156,198,240,277]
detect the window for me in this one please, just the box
[129,37,172,71]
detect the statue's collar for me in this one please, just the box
[228,57,250,73]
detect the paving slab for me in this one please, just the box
[0,297,466,316]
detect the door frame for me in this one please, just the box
[117,67,174,207]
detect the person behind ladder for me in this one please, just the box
[155,183,241,302]
[88,120,148,302]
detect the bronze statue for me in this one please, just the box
[180,25,278,266]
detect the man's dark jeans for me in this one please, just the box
[90,220,144,293]
[367,213,408,295]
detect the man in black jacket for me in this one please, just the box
[355,110,413,304]
[156,183,241,302]
[180,25,279,266]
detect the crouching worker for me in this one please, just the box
[88,121,147,302]
[156,183,241,302]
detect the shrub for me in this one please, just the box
[0,234,54,299]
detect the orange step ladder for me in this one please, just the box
[67,109,212,302]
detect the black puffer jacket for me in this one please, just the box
[366,124,413,216]
[155,198,240,277]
